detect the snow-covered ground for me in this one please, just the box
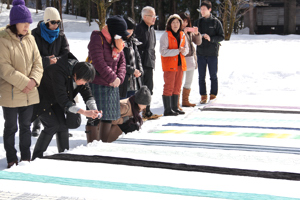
[1,5,300,200]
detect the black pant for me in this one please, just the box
[2,106,33,163]
[142,66,154,95]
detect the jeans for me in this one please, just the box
[197,55,218,96]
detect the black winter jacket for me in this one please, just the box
[32,53,94,121]
[135,20,156,69]
[31,21,70,68]
[193,14,224,57]
[119,36,144,98]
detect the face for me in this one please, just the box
[182,19,188,29]
[48,20,60,30]
[171,19,180,33]
[138,104,147,111]
[16,23,30,35]
[143,10,156,26]
[74,75,87,86]
[200,6,211,18]
[127,29,134,38]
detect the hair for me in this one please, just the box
[201,0,212,10]
[141,6,155,18]
[6,24,18,37]
[73,62,96,83]
[166,17,182,32]
[179,13,192,28]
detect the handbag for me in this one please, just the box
[66,111,81,129]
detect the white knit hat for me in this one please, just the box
[44,7,61,23]
[166,14,183,26]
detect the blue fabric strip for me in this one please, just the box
[0,171,298,200]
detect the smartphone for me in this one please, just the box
[185,27,195,32]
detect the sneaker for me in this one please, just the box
[200,95,208,104]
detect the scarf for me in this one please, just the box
[101,26,121,60]
[171,30,182,66]
[40,22,60,44]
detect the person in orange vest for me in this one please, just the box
[160,14,189,116]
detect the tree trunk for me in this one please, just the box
[158,0,165,30]
[65,0,69,14]
[284,0,296,34]
[249,0,254,34]
[130,0,134,21]
[36,0,42,13]
[58,0,63,30]
[71,0,74,15]
[87,0,91,26]
[6,0,10,9]
[46,0,50,7]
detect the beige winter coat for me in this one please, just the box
[0,27,43,107]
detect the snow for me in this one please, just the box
[1,5,300,200]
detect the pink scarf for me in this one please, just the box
[101,26,120,60]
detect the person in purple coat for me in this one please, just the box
[85,16,129,143]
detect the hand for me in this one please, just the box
[22,87,31,94]
[49,55,57,65]
[133,69,141,77]
[82,110,100,119]
[109,77,121,88]
[203,34,210,42]
[26,79,36,90]
[179,47,185,54]
[193,26,199,35]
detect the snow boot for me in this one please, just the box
[56,131,69,153]
[182,88,196,107]
[209,94,217,102]
[162,95,178,116]
[142,105,162,120]
[31,118,41,137]
[172,95,185,115]
[106,125,123,143]
[32,131,53,160]
[85,120,101,143]
[200,95,208,104]
[99,121,112,142]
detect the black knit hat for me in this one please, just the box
[124,16,136,29]
[106,15,130,38]
[134,86,151,106]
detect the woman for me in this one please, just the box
[179,13,202,107]
[96,85,151,143]
[85,15,128,142]
[0,0,43,168]
[159,14,189,116]
[31,7,70,137]
[119,16,143,99]
[31,54,100,160]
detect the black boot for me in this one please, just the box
[86,119,101,143]
[32,131,53,160]
[56,132,69,153]
[162,95,178,116]
[144,105,153,117]
[31,118,41,137]
[172,95,185,115]
[99,121,112,142]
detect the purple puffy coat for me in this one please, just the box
[88,31,126,86]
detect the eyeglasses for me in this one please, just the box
[146,15,157,19]
[50,21,60,25]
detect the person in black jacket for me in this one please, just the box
[119,16,144,99]
[135,6,161,120]
[193,1,224,104]
[31,53,101,160]
[31,7,70,137]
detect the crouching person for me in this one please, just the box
[101,85,151,143]
[32,53,100,160]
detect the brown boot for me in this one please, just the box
[182,88,196,107]
[99,121,112,142]
[210,94,217,102]
[200,95,208,104]
[106,125,123,142]
[85,123,101,143]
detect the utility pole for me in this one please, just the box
[199,0,201,18]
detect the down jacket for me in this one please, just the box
[0,27,43,107]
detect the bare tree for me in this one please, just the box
[249,0,254,34]
[157,0,165,30]
[6,0,10,9]
[130,0,134,20]
[36,0,42,13]
[87,0,91,26]
[284,0,296,34]
[46,0,50,7]
[91,0,120,30]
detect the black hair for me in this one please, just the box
[166,17,182,32]
[73,62,96,83]
[6,24,18,37]
[179,13,192,28]
[201,0,212,10]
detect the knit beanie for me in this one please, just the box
[9,0,32,25]
[106,15,130,38]
[124,16,136,30]
[44,7,61,24]
[134,86,151,106]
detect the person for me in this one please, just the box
[99,85,151,143]
[193,0,224,104]
[85,16,128,143]
[119,16,143,99]
[179,13,202,108]
[135,6,160,120]
[31,53,100,160]
[160,14,189,116]
[0,0,43,168]
[31,7,70,137]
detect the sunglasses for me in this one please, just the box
[50,21,60,25]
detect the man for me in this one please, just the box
[194,0,224,104]
[135,6,160,120]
